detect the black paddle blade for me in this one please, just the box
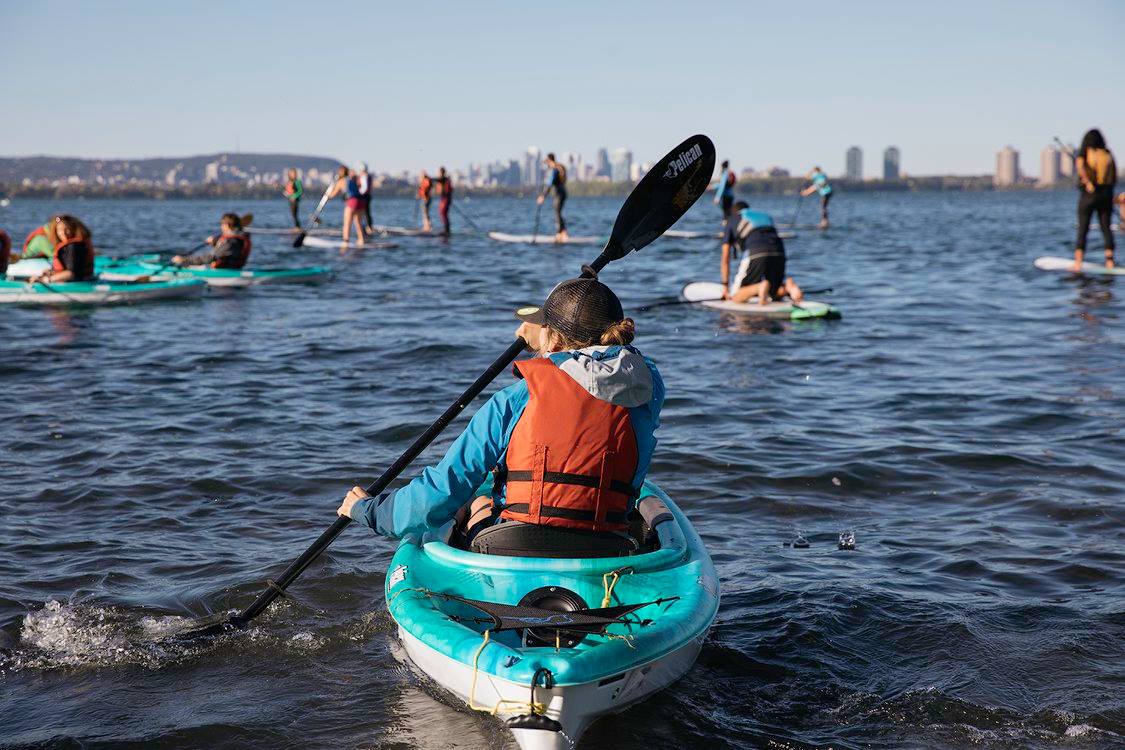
[597,134,715,270]
[292,231,307,248]
[167,610,244,641]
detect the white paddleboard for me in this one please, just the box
[1034,256,1124,276]
[487,232,602,246]
[664,229,796,241]
[681,281,838,319]
[372,225,444,237]
[300,235,398,250]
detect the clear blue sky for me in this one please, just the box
[2,0,1122,177]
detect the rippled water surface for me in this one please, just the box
[1,192,1122,749]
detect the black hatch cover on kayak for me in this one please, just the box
[423,590,678,634]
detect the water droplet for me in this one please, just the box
[831,477,842,486]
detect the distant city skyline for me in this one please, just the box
[2,2,1121,177]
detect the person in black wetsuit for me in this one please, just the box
[1072,128,1117,270]
[29,215,95,284]
[536,153,568,242]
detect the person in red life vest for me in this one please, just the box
[418,170,433,233]
[30,215,95,284]
[337,275,665,549]
[433,166,453,236]
[171,213,251,269]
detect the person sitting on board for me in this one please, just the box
[29,215,95,284]
[172,213,251,269]
[18,216,63,260]
[536,153,569,242]
[418,170,433,233]
[800,166,833,229]
[720,200,803,306]
[337,276,664,554]
[1073,128,1116,270]
[283,168,303,230]
[324,165,366,246]
[713,160,737,224]
[433,166,453,237]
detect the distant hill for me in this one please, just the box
[0,152,344,186]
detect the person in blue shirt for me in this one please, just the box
[720,200,804,305]
[800,166,833,229]
[337,276,664,548]
[536,153,569,242]
[713,160,737,223]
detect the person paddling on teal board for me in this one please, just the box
[336,276,664,551]
[713,160,736,224]
[283,168,303,229]
[800,166,833,229]
[720,200,804,305]
[536,153,569,242]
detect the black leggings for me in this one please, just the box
[820,192,832,220]
[288,199,300,228]
[1076,189,1115,253]
[554,191,567,233]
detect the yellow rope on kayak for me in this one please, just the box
[601,567,633,608]
[467,629,547,716]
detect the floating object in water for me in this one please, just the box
[838,531,856,550]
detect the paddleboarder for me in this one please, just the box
[29,215,95,284]
[418,170,433,233]
[325,166,366,246]
[336,276,664,549]
[800,166,833,229]
[283,168,303,229]
[713,160,737,223]
[356,162,374,235]
[1073,129,1116,270]
[172,213,251,269]
[720,200,803,305]
[536,153,569,242]
[433,167,453,236]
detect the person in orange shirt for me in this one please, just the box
[418,170,433,233]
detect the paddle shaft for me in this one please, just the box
[293,185,335,246]
[532,202,542,244]
[232,337,528,626]
[789,192,804,227]
[451,201,483,233]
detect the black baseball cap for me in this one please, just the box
[516,277,625,343]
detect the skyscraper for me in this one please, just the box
[523,147,541,188]
[610,148,633,183]
[596,148,610,178]
[883,147,901,180]
[1059,146,1075,178]
[995,146,1019,187]
[1039,146,1061,187]
[846,146,863,181]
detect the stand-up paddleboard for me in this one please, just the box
[681,281,839,320]
[663,229,796,241]
[254,226,341,236]
[371,225,445,237]
[487,231,603,246]
[299,235,398,250]
[1034,256,1125,276]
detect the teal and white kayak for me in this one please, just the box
[99,255,331,287]
[0,277,205,305]
[1034,255,1125,276]
[488,232,603,246]
[299,235,398,250]
[386,480,719,750]
[682,281,840,320]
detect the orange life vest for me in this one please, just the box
[213,233,252,269]
[23,225,47,252]
[418,177,432,199]
[498,357,639,533]
[52,237,95,278]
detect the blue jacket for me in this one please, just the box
[350,345,665,539]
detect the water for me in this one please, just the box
[1,191,1122,749]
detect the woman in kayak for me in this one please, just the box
[29,215,95,284]
[283,168,303,229]
[338,276,664,550]
[325,165,365,246]
[800,166,833,229]
[1073,128,1116,270]
[721,200,803,305]
[172,213,251,269]
[19,216,63,260]
[536,153,568,242]
[418,170,433,233]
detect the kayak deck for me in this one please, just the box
[682,281,840,319]
[0,278,205,305]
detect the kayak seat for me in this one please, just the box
[469,520,639,559]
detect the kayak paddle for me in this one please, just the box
[294,184,335,248]
[175,133,715,639]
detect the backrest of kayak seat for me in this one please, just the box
[470,520,638,558]
[636,496,673,549]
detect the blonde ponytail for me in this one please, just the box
[599,318,636,346]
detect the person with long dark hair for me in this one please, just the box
[1073,128,1116,270]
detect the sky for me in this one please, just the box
[2,0,1123,177]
